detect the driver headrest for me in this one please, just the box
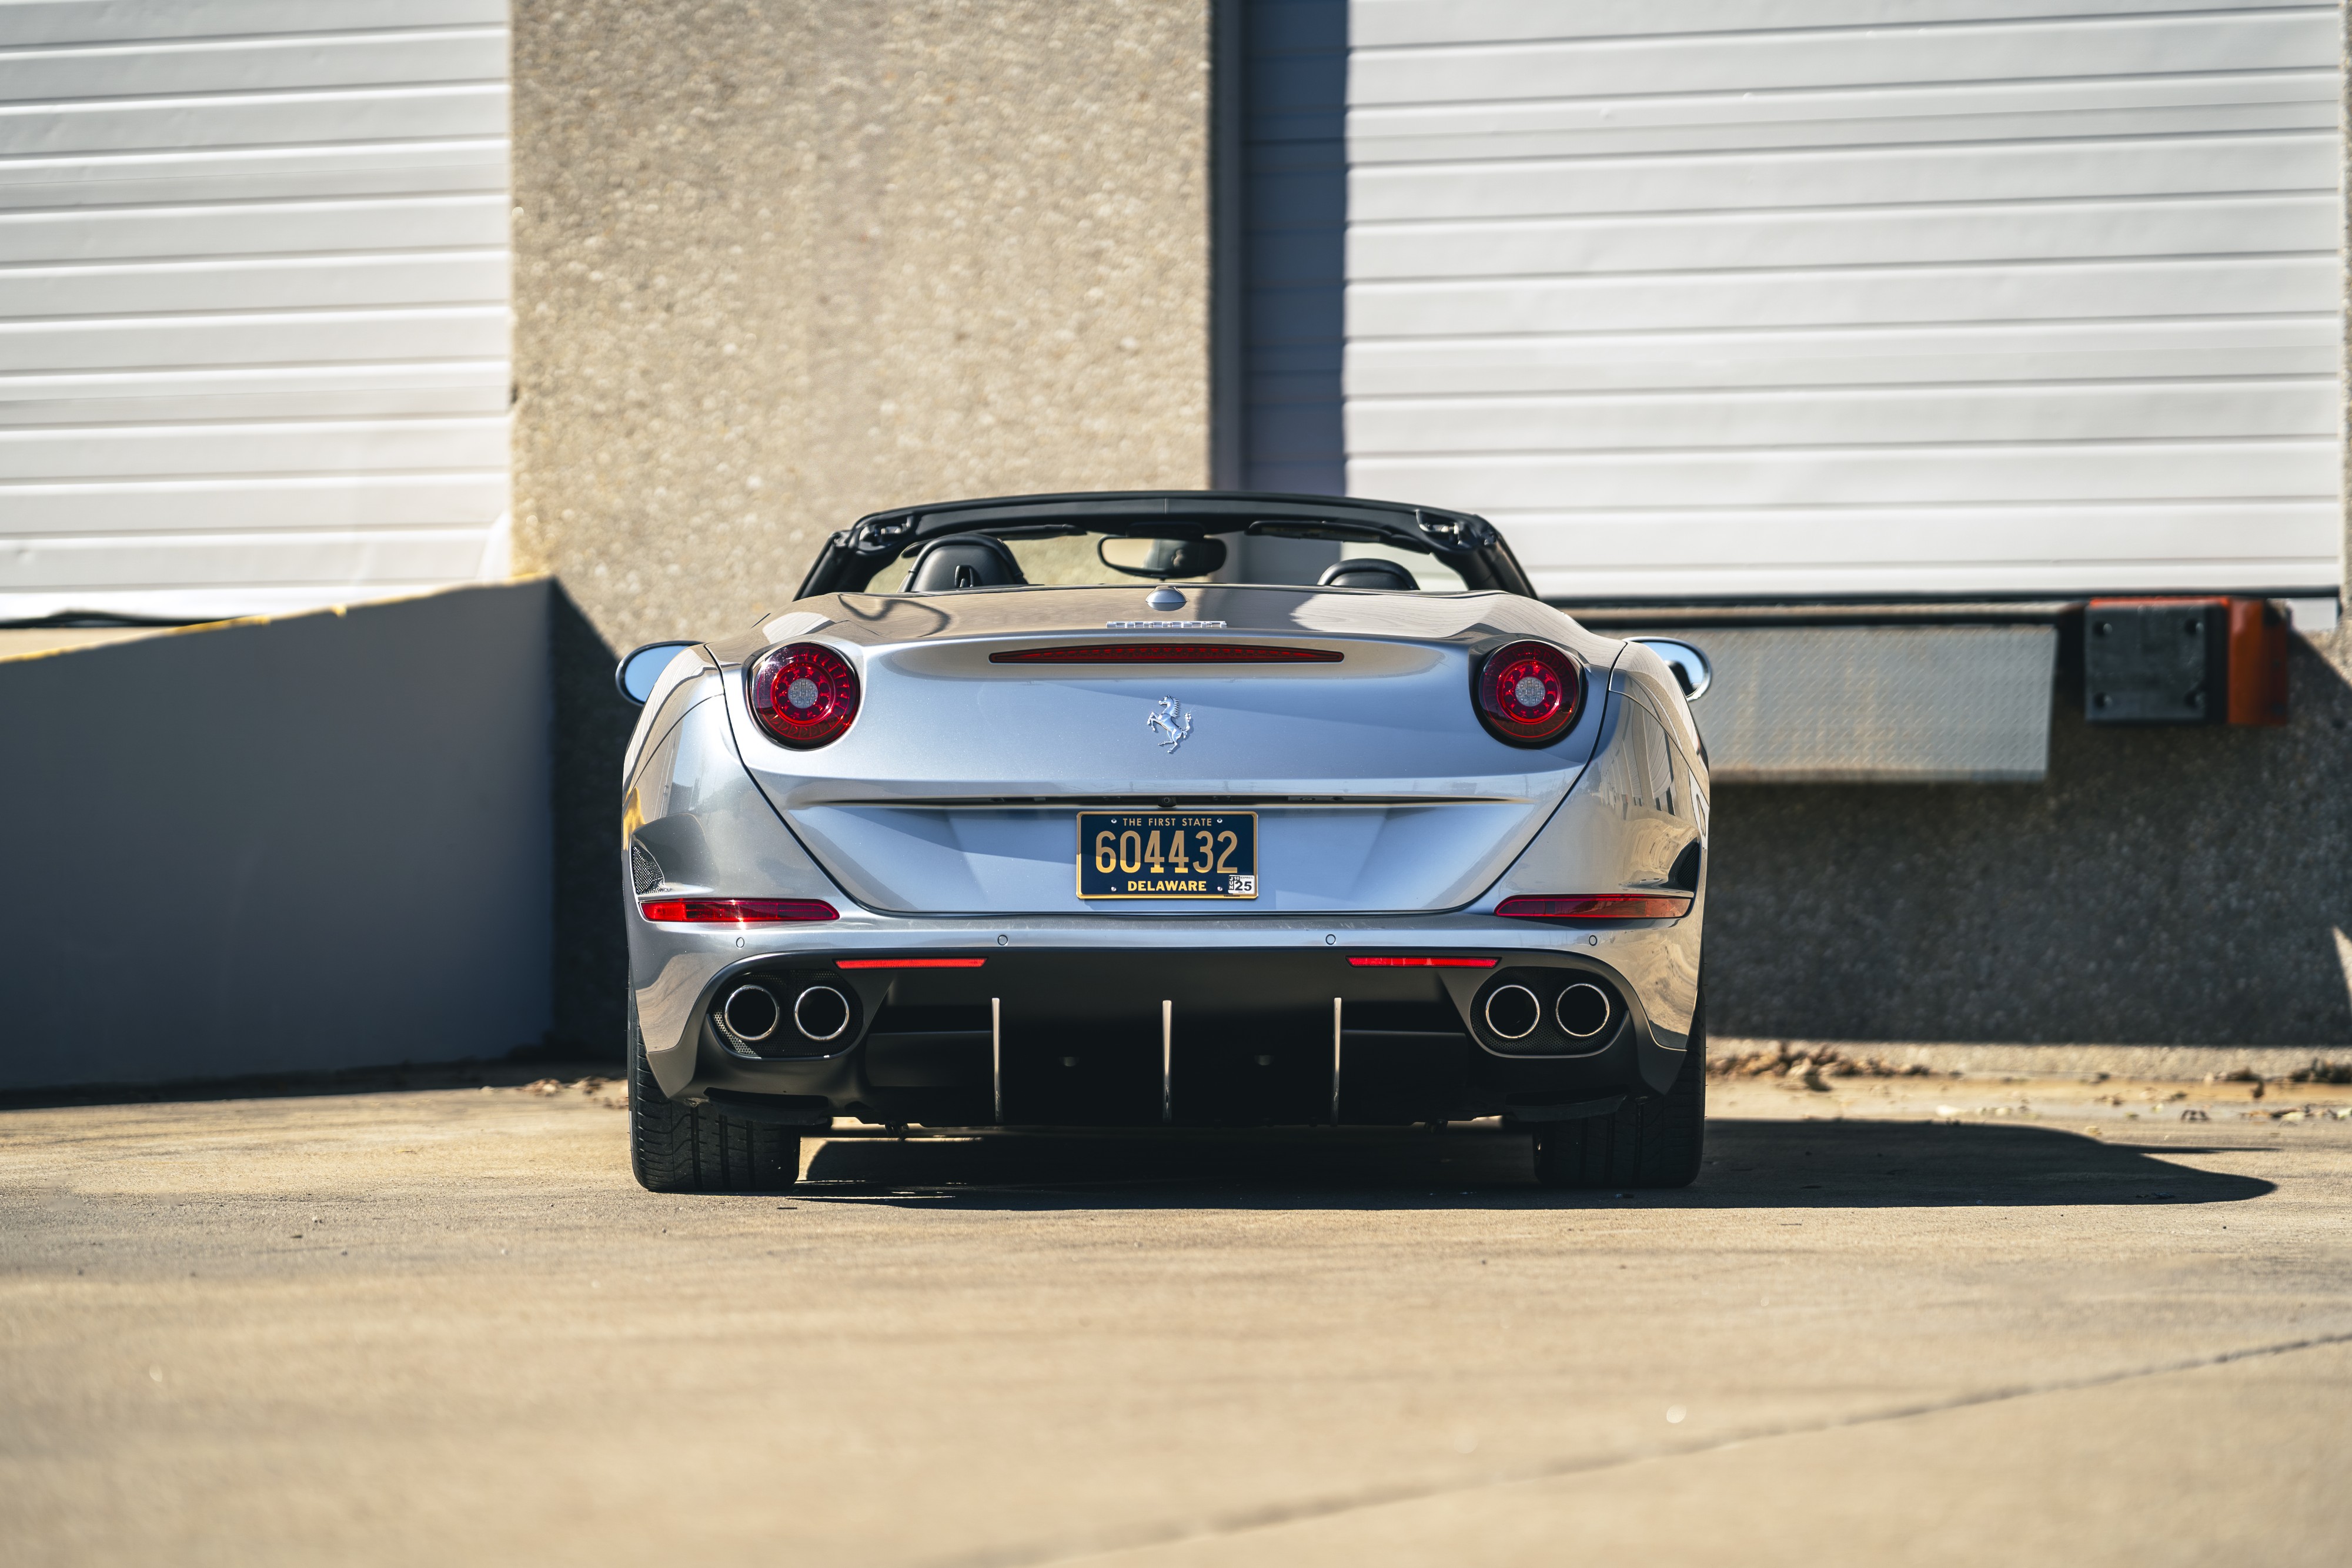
[903,533,1027,592]
[1317,557,1418,591]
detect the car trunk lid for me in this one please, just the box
[721,585,1620,915]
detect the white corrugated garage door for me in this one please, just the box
[1324,0,2343,601]
[0,0,511,621]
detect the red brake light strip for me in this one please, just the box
[1347,955,1498,968]
[1496,894,1692,920]
[990,644,1341,664]
[637,898,839,924]
[836,958,988,969]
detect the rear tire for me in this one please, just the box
[1532,985,1706,1190]
[629,985,800,1193]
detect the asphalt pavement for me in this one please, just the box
[4,1066,2348,1567]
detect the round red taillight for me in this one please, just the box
[1476,640,1582,746]
[747,642,860,748]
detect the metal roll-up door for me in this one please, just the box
[1242,1,2343,603]
[0,1,512,621]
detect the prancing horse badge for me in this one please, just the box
[1145,696,1192,754]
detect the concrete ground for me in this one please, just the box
[4,1065,2349,1567]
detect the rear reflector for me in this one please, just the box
[638,898,839,923]
[989,643,1342,664]
[1497,894,1692,920]
[836,958,987,969]
[1347,955,1498,968]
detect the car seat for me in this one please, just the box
[1317,557,1419,591]
[903,534,1028,591]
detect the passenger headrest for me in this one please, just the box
[1317,557,1419,591]
[903,534,1027,592]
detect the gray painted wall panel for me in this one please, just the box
[1240,0,1346,496]
[0,580,552,1090]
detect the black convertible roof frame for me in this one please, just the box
[794,490,1537,599]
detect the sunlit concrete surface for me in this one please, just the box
[0,626,179,661]
[4,1071,2348,1567]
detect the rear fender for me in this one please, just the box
[1481,668,1707,1044]
[624,692,853,1092]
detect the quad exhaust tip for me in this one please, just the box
[1483,984,1542,1040]
[791,984,851,1043]
[720,983,781,1043]
[1556,982,1613,1039]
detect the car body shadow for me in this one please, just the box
[791,1119,2273,1210]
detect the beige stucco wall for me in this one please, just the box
[512,0,1213,652]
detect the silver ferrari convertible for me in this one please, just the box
[615,492,1712,1193]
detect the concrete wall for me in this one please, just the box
[1706,628,2352,1047]
[510,0,1212,650]
[0,583,553,1091]
[511,0,1214,1048]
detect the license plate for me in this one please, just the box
[1077,811,1258,900]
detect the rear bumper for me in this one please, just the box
[633,925,1696,1128]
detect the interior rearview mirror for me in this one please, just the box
[1097,534,1228,580]
[616,641,698,706]
[1627,637,1712,702]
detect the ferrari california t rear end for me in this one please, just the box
[617,492,1710,1192]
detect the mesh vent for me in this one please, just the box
[629,841,663,896]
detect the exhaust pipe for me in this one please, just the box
[1556,982,1613,1039]
[719,983,781,1044]
[1482,984,1542,1041]
[792,984,851,1043]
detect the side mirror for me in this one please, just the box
[1628,636,1712,703]
[616,641,698,706]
